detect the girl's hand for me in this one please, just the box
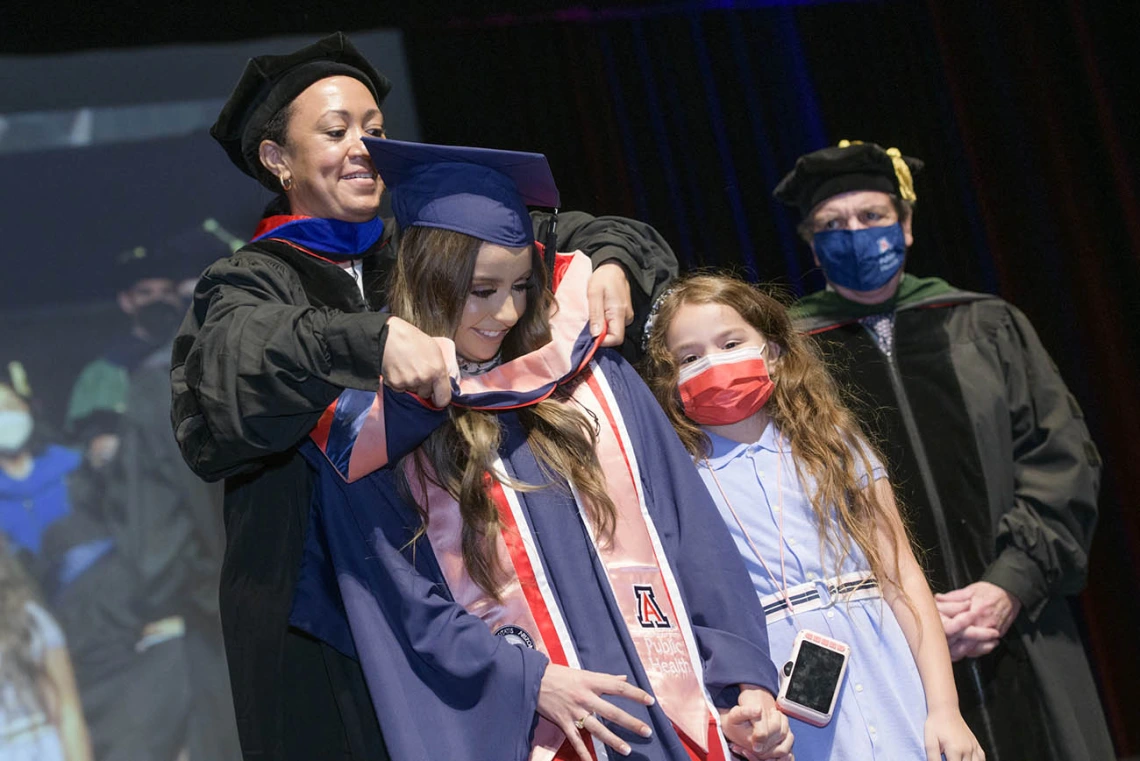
[924,707,984,761]
[537,664,655,760]
[719,686,794,760]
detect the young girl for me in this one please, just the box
[641,274,984,761]
[291,141,794,761]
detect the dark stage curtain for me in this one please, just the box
[404,0,1140,753]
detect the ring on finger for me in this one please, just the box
[573,714,593,730]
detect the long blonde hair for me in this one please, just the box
[388,227,617,598]
[642,274,914,602]
[0,536,49,716]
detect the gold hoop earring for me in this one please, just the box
[281,175,294,192]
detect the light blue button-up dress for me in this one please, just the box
[699,424,928,760]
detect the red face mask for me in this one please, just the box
[677,346,774,426]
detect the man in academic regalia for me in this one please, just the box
[776,140,1114,761]
[66,249,184,472]
[102,224,241,761]
[48,225,240,761]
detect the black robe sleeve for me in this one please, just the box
[530,210,679,350]
[171,250,390,482]
[980,305,1101,621]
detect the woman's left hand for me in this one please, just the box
[587,262,634,347]
[923,707,985,761]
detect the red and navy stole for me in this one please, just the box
[412,361,729,761]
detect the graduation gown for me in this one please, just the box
[793,275,1113,761]
[293,279,779,760]
[170,214,680,760]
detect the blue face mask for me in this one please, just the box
[812,223,907,292]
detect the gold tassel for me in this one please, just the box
[837,140,916,201]
[8,361,32,398]
[886,147,917,202]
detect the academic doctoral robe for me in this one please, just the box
[793,276,1114,761]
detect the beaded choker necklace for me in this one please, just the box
[457,353,503,377]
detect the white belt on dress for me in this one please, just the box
[759,571,880,623]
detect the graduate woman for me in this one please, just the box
[173,33,681,761]
[291,138,793,761]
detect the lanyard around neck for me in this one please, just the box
[704,439,802,625]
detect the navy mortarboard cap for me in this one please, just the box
[212,32,392,189]
[363,138,560,248]
[773,140,924,216]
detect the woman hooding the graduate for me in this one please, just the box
[290,138,793,761]
[172,33,679,761]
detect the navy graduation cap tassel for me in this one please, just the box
[543,208,559,281]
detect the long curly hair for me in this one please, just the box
[0,536,50,716]
[388,227,617,598]
[641,274,914,606]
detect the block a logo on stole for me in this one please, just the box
[494,624,537,649]
[633,585,672,629]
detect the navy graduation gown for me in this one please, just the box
[294,352,778,761]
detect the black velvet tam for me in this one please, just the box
[211,32,393,188]
[773,141,924,216]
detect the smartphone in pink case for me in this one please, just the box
[776,629,850,727]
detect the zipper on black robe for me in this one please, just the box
[879,323,1003,760]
